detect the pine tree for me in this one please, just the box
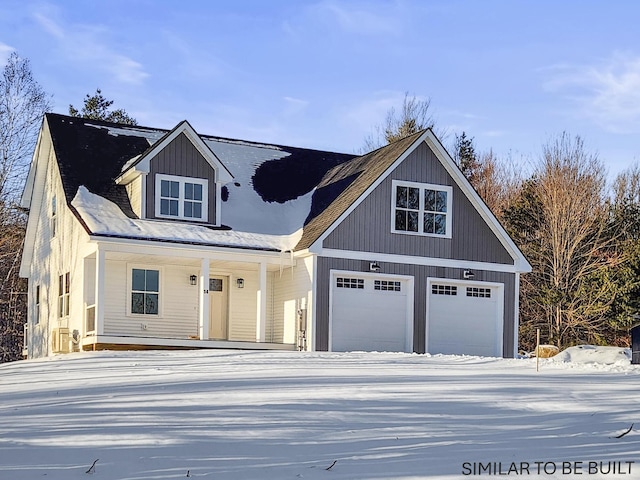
[69,89,137,125]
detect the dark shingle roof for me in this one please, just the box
[296,130,426,250]
[46,113,158,218]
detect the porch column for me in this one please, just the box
[95,249,105,335]
[256,261,267,342]
[199,258,210,340]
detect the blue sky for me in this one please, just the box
[2,0,640,179]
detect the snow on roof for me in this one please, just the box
[71,186,302,251]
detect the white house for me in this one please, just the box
[20,113,530,358]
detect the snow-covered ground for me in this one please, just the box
[1,348,638,479]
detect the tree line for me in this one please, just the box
[1,58,638,362]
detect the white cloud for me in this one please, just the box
[31,5,149,85]
[310,1,402,35]
[543,51,640,134]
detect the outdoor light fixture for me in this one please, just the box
[236,278,245,288]
[369,262,381,272]
[463,270,475,280]
[189,275,197,286]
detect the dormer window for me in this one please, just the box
[155,174,208,221]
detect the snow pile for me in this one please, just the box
[1,350,638,480]
[552,345,632,365]
[71,186,302,251]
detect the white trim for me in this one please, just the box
[423,134,531,273]
[141,173,147,219]
[95,249,105,336]
[390,179,453,238]
[198,258,210,340]
[310,255,318,352]
[115,120,234,185]
[90,236,296,266]
[125,264,163,318]
[81,335,296,351]
[310,131,431,253]
[328,269,414,353]
[514,272,520,357]
[308,130,531,273]
[425,277,504,357]
[256,261,267,342]
[155,173,209,222]
[319,247,519,273]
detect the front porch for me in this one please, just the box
[79,240,311,352]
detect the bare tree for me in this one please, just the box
[363,92,441,152]
[0,52,51,362]
[0,52,52,202]
[472,149,523,221]
[505,133,621,348]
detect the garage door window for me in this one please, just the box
[432,284,457,295]
[467,287,491,298]
[336,277,364,289]
[374,280,401,292]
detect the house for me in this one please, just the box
[20,113,531,359]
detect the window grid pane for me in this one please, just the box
[432,284,457,296]
[132,269,160,315]
[336,277,364,289]
[374,280,401,292]
[466,287,491,298]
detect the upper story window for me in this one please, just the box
[58,273,69,318]
[155,174,208,221]
[51,195,57,237]
[391,180,452,238]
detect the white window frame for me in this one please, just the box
[155,173,208,222]
[391,180,453,238]
[126,265,163,317]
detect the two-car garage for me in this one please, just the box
[329,271,504,356]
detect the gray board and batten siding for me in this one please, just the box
[315,257,517,356]
[315,140,517,356]
[322,141,514,265]
[146,132,217,224]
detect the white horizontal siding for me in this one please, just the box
[272,259,313,344]
[125,176,142,218]
[227,270,258,341]
[104,260,198,338]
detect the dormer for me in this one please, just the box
[116,120,233,226]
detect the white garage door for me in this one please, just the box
[331,274,411,352]
[427,281,503,357]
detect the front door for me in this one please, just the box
[209,277,228,340]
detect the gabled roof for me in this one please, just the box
[297,130,425,249]
[115,119,234,185]
[297,128,531,273]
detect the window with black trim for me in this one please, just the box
[35,285,40,325]
[131,268,159,315]
[467,287,491,298]
[392,181,452,237]
[432,284,457,296]
[155,174,208,221]
[58,273,69,318]
[336,277,364,289]
[51,196,57,237]
[374,280,401,291]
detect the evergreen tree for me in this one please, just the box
[453,132,479,182]
[69,88,137,125]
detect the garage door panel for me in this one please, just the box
[428,281,502,357]
[331,274,410,353]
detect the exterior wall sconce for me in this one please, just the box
[189,275,197,286]
[236,278,244,288]
[369,262,381,272]
[463,270,475,280]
